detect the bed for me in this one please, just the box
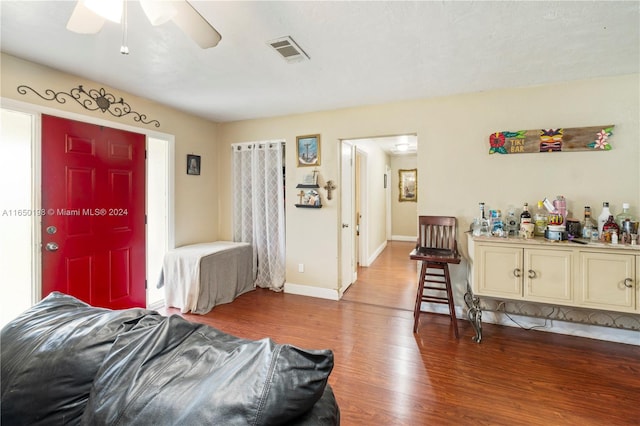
[158,241,255,314]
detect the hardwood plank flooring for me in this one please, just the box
[161,241,640,425]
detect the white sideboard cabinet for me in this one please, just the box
[467,234,639,342]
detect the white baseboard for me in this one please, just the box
[419,303,639,346]
[366,240,387,266]
[284,282,341,301]
[392,235,417,242]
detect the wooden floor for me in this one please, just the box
[162,241,640,425]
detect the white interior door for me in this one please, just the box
[340,141,356,295]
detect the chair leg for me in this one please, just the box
[413,262,428,333]
[413,262,459,338]
[443,264,459,339]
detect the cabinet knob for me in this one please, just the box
[513,268,521,278]
[528,269,537,279]
[623,278,633,288]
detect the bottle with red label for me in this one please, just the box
[602,215,620,242]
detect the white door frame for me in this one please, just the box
[385,164,392,241]
[356,148,369,267]
[339,140,356,296]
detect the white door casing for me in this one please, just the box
[340,141,356,295]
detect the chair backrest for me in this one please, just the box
[417,216,457,251]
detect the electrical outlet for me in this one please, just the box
[298,263,304,273]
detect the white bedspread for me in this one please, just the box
[160,241,255,314]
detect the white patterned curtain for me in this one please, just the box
[232,141,285,290]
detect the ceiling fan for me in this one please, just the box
[66,0,221,53]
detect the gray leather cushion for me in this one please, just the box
[83,314,334,425]
[0,292,160,425]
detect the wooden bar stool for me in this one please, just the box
[409,216,461,337]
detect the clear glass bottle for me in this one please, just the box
[473,202,491,236]
[520,202,532,225]
[479,203,491,236]
[615,203,633,229]
[597,202,611,235]
[505,209,519,237]
[581,206,596,239]
[533,201,548,236]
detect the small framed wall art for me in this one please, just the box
[297,134,321,167]
[187,154,201,175]
[398,168,417,202]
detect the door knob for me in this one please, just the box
[342,223,349,228]
[45,242,59,252]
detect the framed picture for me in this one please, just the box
[302,171,318,185]
[398,169,417,202]
[297,134,321,167]
[187,154,201,175]
[297,189,321,207]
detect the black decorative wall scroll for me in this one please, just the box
[17,84,160,128]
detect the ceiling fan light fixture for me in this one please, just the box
[140,0,177,26]
[83,0,123,23]
[66,0,222,50]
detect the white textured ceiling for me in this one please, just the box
[1,1,638,123]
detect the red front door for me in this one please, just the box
[41,115,146,309]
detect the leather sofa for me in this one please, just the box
[1,292,339,425]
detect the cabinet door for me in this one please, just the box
[524,248,574,304]
[475,245,523,298]
[578,252,635,312]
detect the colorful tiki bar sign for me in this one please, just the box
[489,125,614,155]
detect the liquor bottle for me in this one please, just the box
[602,215,620,242]
[615,203,633,229]
[520,203,532,225]
[581,206,596,239]
[533,201,548,236]
[597,202,611,235]
[478,202,491,236]
[505,209,519,237]
[472,202,490,236]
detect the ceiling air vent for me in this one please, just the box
[267,36,310,63]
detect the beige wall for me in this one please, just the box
[5,52,637,302]
[1,53,220,246]
[390,155,418,239]
[218,74,640,298]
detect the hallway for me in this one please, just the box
[342,240,418,312]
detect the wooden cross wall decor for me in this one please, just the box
[489,125,614,155]
[324,180,337,200]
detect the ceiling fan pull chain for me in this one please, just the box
[120,0,129,55]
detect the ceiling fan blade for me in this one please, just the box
[171,1,221,49]
[140,0,177,26]
[66,1,106,34]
